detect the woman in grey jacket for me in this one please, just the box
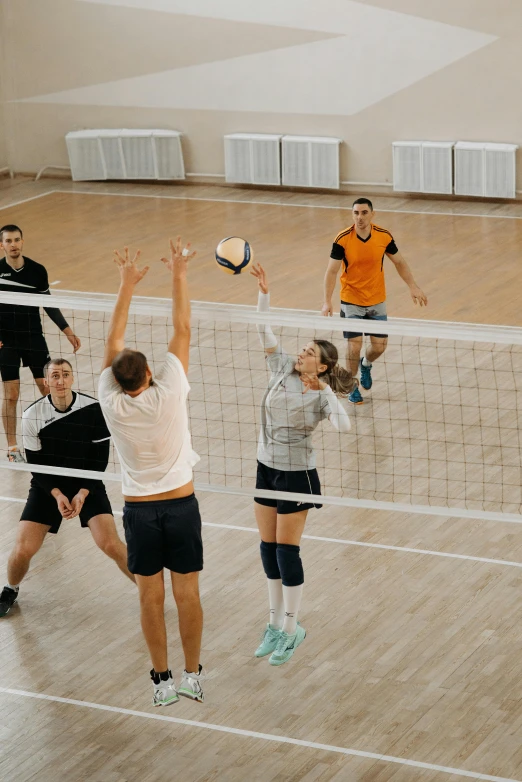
[251,262,354,666]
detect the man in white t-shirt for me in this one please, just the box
[98,238,204,707]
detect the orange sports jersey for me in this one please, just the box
[330,223,398,307]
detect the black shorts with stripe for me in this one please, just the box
[255,461,322,514]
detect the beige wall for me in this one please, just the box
[0,16,7,171]
[0,0,520,189]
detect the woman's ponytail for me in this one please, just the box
[313,339,356,396]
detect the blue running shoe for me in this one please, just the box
[359,358,372,390]
[348,385,364,405]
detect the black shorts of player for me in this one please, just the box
[123,494,203,577]
[255,461,322,514]
[0,336,51,382]
[20,479,112,534]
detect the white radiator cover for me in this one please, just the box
[65,129,185,181]
[282,136,341,189]
[455,142,518,198]
[224,134,281,185]
[392,142,422,193]
[393,141,454,194]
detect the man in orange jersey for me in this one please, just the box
[322,198,427,404]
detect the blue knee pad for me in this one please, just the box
[260,541,280,580]
[276,544,304,587]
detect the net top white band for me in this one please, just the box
[1,288,521,345]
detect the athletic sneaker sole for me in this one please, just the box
[153,695,179,707]
[178,689,204,703]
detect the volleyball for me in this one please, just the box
[215,236,253,275]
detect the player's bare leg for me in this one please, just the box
[346,336,363,378]
[7,519,49,585]
[88,513,135,582]
[366,335,388,364]
[34,377,47,396]
[171,571,203,674]
[359,335,388,393]
[345,337,364,403]
[2,379,20,450]
[0,520,50,617]
[136,571,168,671]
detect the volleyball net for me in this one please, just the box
[1,288,522,523]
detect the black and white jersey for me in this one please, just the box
[0,256,68,348]
[22,391,111,496]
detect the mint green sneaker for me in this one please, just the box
[269,624,306,666]
[254,624,282,658]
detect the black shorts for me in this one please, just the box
[0,337,51,382]
[21,480,112,534]
[123,494,203,577]
[255,461,322,514]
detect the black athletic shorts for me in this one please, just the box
[255,461,322,514]
[123,494,203,577]
[20,479,112,534]
[0,336,51,382]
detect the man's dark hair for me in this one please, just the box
[44,357,73,376]
[352,198,373,211]
[0,224,23,239]
[112,349,149,392]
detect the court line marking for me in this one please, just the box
[0,190,56,211]
[0,494,521,570]
[0,687,518,782]
[203,521,522,570]
[0,186,520,221]
[51,187,522,220]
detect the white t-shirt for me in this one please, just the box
[98,352,199,496]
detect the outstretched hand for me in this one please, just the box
[250,262,269,294]
[160,236,196,277]
[113,246,150,287]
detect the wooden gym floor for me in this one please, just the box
[1,178,522,782]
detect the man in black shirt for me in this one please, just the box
[0,224,81,462]
[0,358,134,617]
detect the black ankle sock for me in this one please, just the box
[150,668,171,684]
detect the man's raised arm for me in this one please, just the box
[161,236,196,375]
[101,247,150,372]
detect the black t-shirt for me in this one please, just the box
[22,391,111,496]
[0,256,68,347]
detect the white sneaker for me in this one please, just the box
[151,669,179,707]
[178,665,205,703]
[7,448,25,463]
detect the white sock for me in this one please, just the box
[267,578,284,629]
[362,356,371,367]
[282,584,303,635]
[7,583,19,591]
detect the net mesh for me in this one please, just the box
[2,289,522,519]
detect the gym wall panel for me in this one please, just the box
[0,0,519,189]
